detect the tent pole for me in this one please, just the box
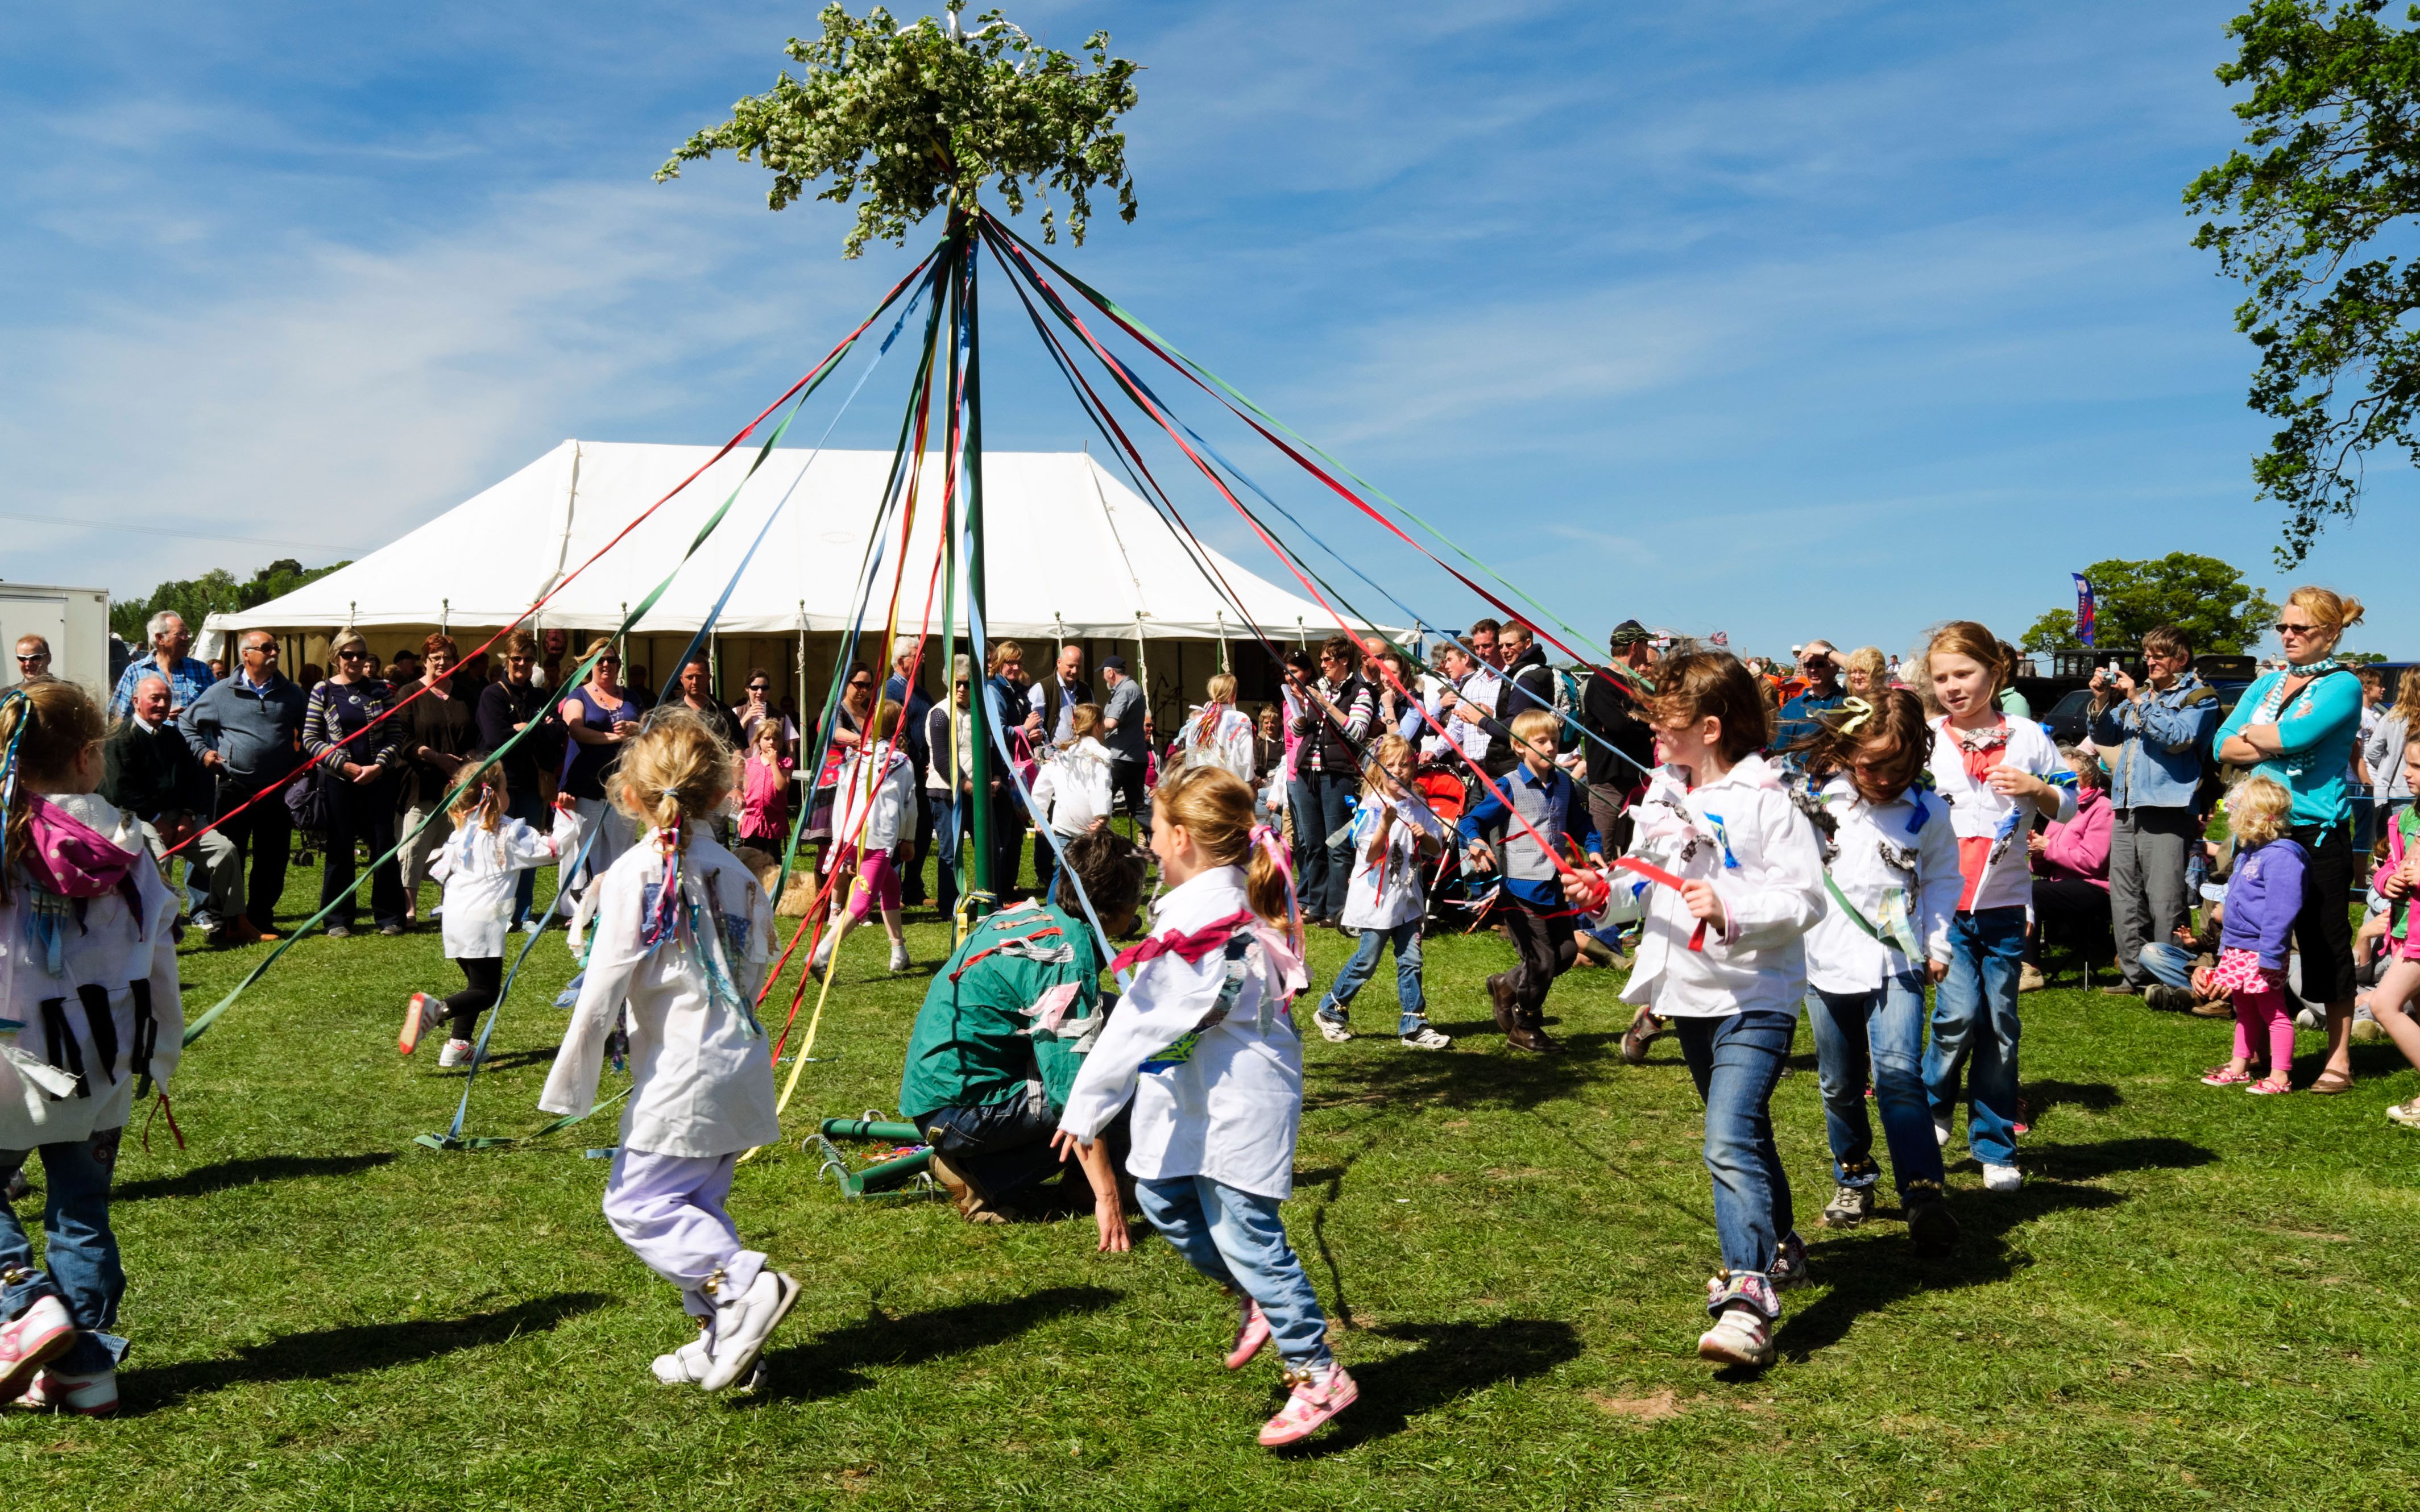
[1216,609,1228,675]
[794,601,806,757]
[1134,610,1153,759]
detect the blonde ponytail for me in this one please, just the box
[1153,765,1292,925]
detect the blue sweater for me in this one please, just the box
[2214,667,2364,827]
[2220,837,2306,970]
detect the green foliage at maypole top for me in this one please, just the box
[656,2,1141,258]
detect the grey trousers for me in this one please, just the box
[2111,805,2198,987]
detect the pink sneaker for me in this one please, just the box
[1224,1297,1271,1370]
[1257,1362,1357,1447]
[399,992,446,1056]
[0,1295,75,1403]
[18,1365,117,1415]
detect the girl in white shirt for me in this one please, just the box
[1054,766,1356,1448]
[1175,673,1257,783]
[399,770,583,1067]
[538,707,794,1394]
[1311,734,1450,1049]
[1031,703,1115,905]
[1791,688,1962,1251]
[809,700,917,976]
[1615,651,1825,1370]
[1920,623,2074,1196]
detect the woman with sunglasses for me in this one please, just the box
[301,628,409,936]
[2214,587,2370,1093]
[558,637,651,902]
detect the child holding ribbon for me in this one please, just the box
[1031,701,1114,904]
[1617,650,1825,1370]
[537,707,795,1394]
[1921,622,2074,1195]
[0,680,183,1416]
[1791,688,1962,1250]
[1054,766,1354,1448]
[1313,734,1451,1049]
[1458,708,1595,1054]
[809,699,916,977]
[399,769,583,1067]
[2195,776,2306,1094]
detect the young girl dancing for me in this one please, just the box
[1031,702,1114,904]
[1175,673,1257,782]
[537,707,795,1393]
[0,681,183,1416]
[2196,776,2306,1094]
[400,769,583,1067]
[1922,622,2074,1194]
[1617,650,1825,1369]
[809,699,915,977]
[1313,734,1451,1049]
[1054,766,1354,1447]
[1793,688,1962,1250]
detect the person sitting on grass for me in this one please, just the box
[899,827,1147,1237]
[0,679,184,1418]
[2194,776,2305,1095]
[537,707,795,1395]
[1312,733,1451,1050]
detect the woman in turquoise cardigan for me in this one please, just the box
[2214,587,2369,1093]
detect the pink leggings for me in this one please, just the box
[842,850,901,923]
[2233,986,2295,1075]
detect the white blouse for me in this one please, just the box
[1339,792,1446,930]
[1801,774,1961,994]
[430,805,582,960]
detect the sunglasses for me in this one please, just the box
[2272,622,2319,636]
[338,649,367,661]
[15,654,45,664]
[748,683,769,692]
[850,680,873,689]
[596,657,621,666]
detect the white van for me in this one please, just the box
[0,583,112,694]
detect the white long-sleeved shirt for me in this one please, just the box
[1801,774,1961,994]
[1175,705,1255,784]
[0,794,184,1146]
[1033,736,1116,836]
[538,824,778,1158]
[430,805,583,960]
[1056,867,1304,1199]
[826,740,916,863]
[1340,791,1447,930]
[1617,753,1826,1019]
[1926,715,2077,914]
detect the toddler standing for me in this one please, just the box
[2196,776,2305,1094]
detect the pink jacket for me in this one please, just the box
[2035,787,2111,890]
[739,753,793,843]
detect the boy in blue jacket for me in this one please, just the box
[1460,709,1595,1054]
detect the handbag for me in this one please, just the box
[284,759,341,831]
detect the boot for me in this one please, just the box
[1485,973,1516,1035]
[927,1152,1009,1225]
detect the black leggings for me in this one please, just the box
[445,957,504,1042]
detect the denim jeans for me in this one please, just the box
[1673,1010,1797,1280]
[0,1130,127,1377]
[1810,975,1946,1194]
[1316,920,1426,1034]
[914,1096,1070,1201]
[931,791,967,916]
[505,787,547,924]
[320,773,407,931]
[2138,941,2196,990]
[1925,905,2027,1167]
[1291,768,1358,919]
[1134,1173,1332,1366]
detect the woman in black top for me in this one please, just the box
[477,628,559,927]
[303,629,408,935]
[397,633,483,924]
[557,636,649,896]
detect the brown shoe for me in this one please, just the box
[926,1152,1008,1224]
[1486,973,1516,1035]
[1507,1023,1564,1054]
[2188,997,2234,1019]
[1621,1006,1666,1065]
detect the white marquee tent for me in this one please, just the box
[205,441,1399,647]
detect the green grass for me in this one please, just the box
[6,850,2420,1510]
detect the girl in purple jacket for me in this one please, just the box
[2197,777,2305,1094]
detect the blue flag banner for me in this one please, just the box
[2073,574,2096,650]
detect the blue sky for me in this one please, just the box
[5,2,2406,661]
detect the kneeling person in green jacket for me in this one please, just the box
[900,828,1147,1247]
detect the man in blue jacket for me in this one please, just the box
[177,630,306,946]
[2089,625,2222,1001]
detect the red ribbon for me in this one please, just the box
[1607,857,1707,952]
[1109,908,1254,977]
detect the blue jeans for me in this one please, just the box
[0,1130,127,1376]
[1290,768,1358,920]
[931,791,969,915]
[506,788,547,924]
[1316,920,1426,1034]
[1925,906,2027,1167]
[1810,975,1946,1194]
[1673,1010,1797,1280]
[1134,1174,1332,1366]
[2138,941,2195,990]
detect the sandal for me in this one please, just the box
[2200,1065,2253,1086]
[2307,1068,2355,1096]
[2247,1077,2294,1096]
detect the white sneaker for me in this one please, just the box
[398,992,448,1056]
[1933,1118,1953,1149]
[0,1294,74,1403]
[437,1039,475,1069]
[521,919,546,936]
[1313,1009,1353,1043]
[888,940,910,973]
[651,1332,711,1386]
[1696,1302,1774,1368]
[1400,1025,1451,1050]
[18,1365,117,1416]
[1982,1162,2023,1193]
[701,1270,799,1391]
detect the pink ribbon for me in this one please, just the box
[1248,822,1303,949]
[23,795,139,900]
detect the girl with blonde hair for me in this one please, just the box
[2194,777,2303,1094]
[538,707,794,1394]
[809,699,916,976]
[1055,766,1356,1447]
[1311,733,1450,1049]
[1176,672,1256,782]
[1031,703,1114,904]
[2214,586,2370,1093]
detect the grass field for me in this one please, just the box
[5,849,2419,1510]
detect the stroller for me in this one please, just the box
[1412,764,1495,936]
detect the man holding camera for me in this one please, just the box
[1772,641,1849,766]
[2088,626,2221,1002]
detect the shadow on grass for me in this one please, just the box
[121,1292,611,1413]
[115,1152,398,1203]
[1772,1133,2214,1364]
[747,1284,1121,1403]
[450,1047,557,1074]
[1306,1031,1625,1115]
[2023,1079,2123,1117]
[1278,1318,1583,1457]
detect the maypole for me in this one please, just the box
[660,0,1138,923]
